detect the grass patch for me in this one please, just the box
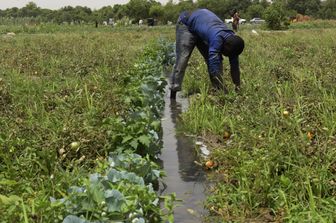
[0,26,174,222]
[181,28,336,222]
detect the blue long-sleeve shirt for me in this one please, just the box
[180,9,240,79]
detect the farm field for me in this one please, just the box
[0,26,176,222]
[0,23,336,222]
[181,27,336,222]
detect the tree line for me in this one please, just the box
[0,0,335,25]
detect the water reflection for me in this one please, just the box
[160,88,207,223]
[169,100,205,182]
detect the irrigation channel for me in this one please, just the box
[159,86,208,223]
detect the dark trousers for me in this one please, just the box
[170,22,224,92]
[170,21,212,91]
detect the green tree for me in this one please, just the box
[197,0,227,18]
[39,8,54,22]
[177,0,196,11]
[264,2,287,30]
[161,0,180,24]
[319,0,336,19]
[95,6,114,22]
[158,0,196,23]
[8,7,20,18]
[246,4,266,19]
[149,4,164,20]
[57,6,74,23]
[286,0,321,16]
[112,4,128,20]
[259,0,271,8]
[125,0,157,21]
[73,6,92,23]
[20,2,40,17]
[197,0,253,20]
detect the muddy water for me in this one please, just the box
[159,88,207,223]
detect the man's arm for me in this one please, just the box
[208,49,223,77]
[208,47,224,90]
[229,56,240,90]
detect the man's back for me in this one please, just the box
[181,9,233,43]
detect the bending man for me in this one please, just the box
[170,9,245,99]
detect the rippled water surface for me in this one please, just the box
[160,87,207,223]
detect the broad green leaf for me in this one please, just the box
[122,135,133,144]
[138,135,150,147]
[130,139,139,149]
[105,189,125,212]
[107,169,144,185]
[89,173,101,183]
[121,172,144,185]
[152,198,159,206]
[105,189,123,199]
[107,169,122,183]
[0,194,21,205]
[90,183,104,204]
[150,121,161,132]
[152,170,161,178]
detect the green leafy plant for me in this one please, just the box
[0,27,176,222]
[54,40,176,223]
[264,2,289,30]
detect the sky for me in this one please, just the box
[0,0,170,10]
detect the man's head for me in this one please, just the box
[222,35,245,57]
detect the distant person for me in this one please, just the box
[147,18,155,26]
[139,19,144,26]
[108,18,114,27]
[170,9,245,99]
[232,10,240,32]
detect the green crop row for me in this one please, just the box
[0,28,175,222]
[52,40,176,223]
